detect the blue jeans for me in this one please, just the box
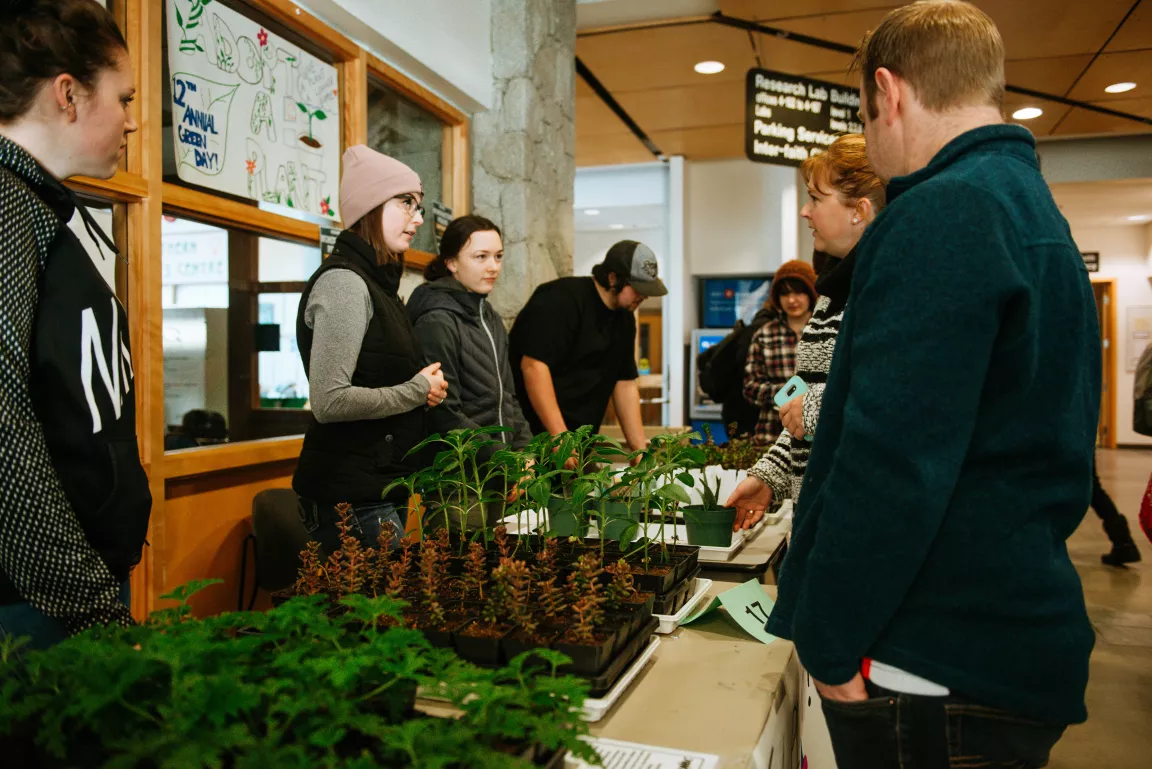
[0,580,131,652]
[297,497,405,556]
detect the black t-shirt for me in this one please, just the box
[510,277,639,434]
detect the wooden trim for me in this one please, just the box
[576,15,714,37]
[131,0,166,619]
[366,53,468,126]
[66,171,149,202]
[1092,277,1119,449]
[255,281,309,294]
[450,121,470,215]
[164,437,305,479]
[241,0,360,60]
[342,51,369,152]
[406,249,435,270]
[162,183,321,244]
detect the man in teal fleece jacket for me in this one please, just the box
[759,3,1099,767]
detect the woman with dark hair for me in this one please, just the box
[293,146,448,555]
[407,216,533,529]
[0,0,149,647]
[742,260,818,444]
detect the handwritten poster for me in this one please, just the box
[165,0,341,219]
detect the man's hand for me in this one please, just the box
[725,475,773,531]
[421,362,448,408]
[507,458,537,503]
[814,672,869,703]
[780,394,805,440]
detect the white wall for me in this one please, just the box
[1071,224,1152,446]
[293,0,492,111]
[684,158,806,340]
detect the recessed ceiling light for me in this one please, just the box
[694,61,725,75]
[584,209,601,216]
[610,224,625,230]
[1012,107,1043,120]
[1129,215,1151,222]
[1105,82,1137,94]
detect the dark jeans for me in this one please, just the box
[297,497,405,556]
[821,681,1066,769]
[0,580,131,652]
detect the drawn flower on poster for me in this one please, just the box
[245,158,256,175]
[257,28,268,47]
[320,196,334,217]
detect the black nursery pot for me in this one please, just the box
[502,626,560,661]
[454,621,513,666]
[553,629,615,676]
[630,561,678,595]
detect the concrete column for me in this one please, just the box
[472,0,577,324]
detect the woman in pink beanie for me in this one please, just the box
[292,145,449,555]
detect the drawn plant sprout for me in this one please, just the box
[174,0,213,54]
[297,102,327,148]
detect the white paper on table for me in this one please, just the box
[567,737,720,769]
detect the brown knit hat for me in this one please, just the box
[770,259,818,309]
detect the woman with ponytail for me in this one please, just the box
[407,216,533,530]
[293,146,448,554]
[0,0,149,647]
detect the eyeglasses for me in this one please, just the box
[394,194,425,218]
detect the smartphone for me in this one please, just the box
[773,376,809,408]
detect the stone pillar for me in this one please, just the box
[472,0,577,325]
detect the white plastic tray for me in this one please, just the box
[581,636,661,722]
[653,578,712,634]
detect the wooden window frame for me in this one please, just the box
[366,54,471,272]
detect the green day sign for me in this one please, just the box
[165,0,341,219]
[744,69,862,168]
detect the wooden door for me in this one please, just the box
[1091,279,1117,448]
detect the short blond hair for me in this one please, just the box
[854,1,1004,120]
[801,134,885,213]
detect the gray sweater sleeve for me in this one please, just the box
[305,269,429,423]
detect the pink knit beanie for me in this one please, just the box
[339,145,422,227]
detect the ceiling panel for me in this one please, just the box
[576,95,630,137]
[1052,97,1152,136]
[614,81,747,133]
[761,1,1135,60]
[1004,55,1093,96]
[575,22,852,94]
[647,123,746,159]
[1065,50,1152,103]
[577,133,659,167]
[718,0,895,20]
[1105,1,1152,52]
[576,78,596,99]
[1000,91,1070,136]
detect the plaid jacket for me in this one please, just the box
[743,315,799,443]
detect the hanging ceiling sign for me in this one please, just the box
[745,68,862,168]
[165,0,341,220]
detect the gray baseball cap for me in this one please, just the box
[602,240,668,297]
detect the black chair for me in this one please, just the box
[237,488,311,610]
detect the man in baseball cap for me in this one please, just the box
[509,240,666,456]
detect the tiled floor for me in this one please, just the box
[1049,448,1152,769]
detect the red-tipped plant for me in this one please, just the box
[464,541,488,600]
[570,596,601,643]
[604,558,637,610]
[565,552,604,606]
[494,524,511,561]
[502,558,535,635]
[484,560,511,626]
[294,540,327,596]
[536,575,566,622]
[531,537,559,584]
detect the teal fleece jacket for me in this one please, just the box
[766,125,1099,726]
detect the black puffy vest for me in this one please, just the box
[292,231,426,504]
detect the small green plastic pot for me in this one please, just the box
[599,498,643,543]
[682,505,737,547]
[547,495,588,537]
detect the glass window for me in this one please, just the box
[367,79,444,254]
[162,216,317,449]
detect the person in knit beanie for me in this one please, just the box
[291,145,449,556]
[742,259,817,444]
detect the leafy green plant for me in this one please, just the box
[297,102,329,147]
[0,581,601,767]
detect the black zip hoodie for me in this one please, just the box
[407,277,533,459]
